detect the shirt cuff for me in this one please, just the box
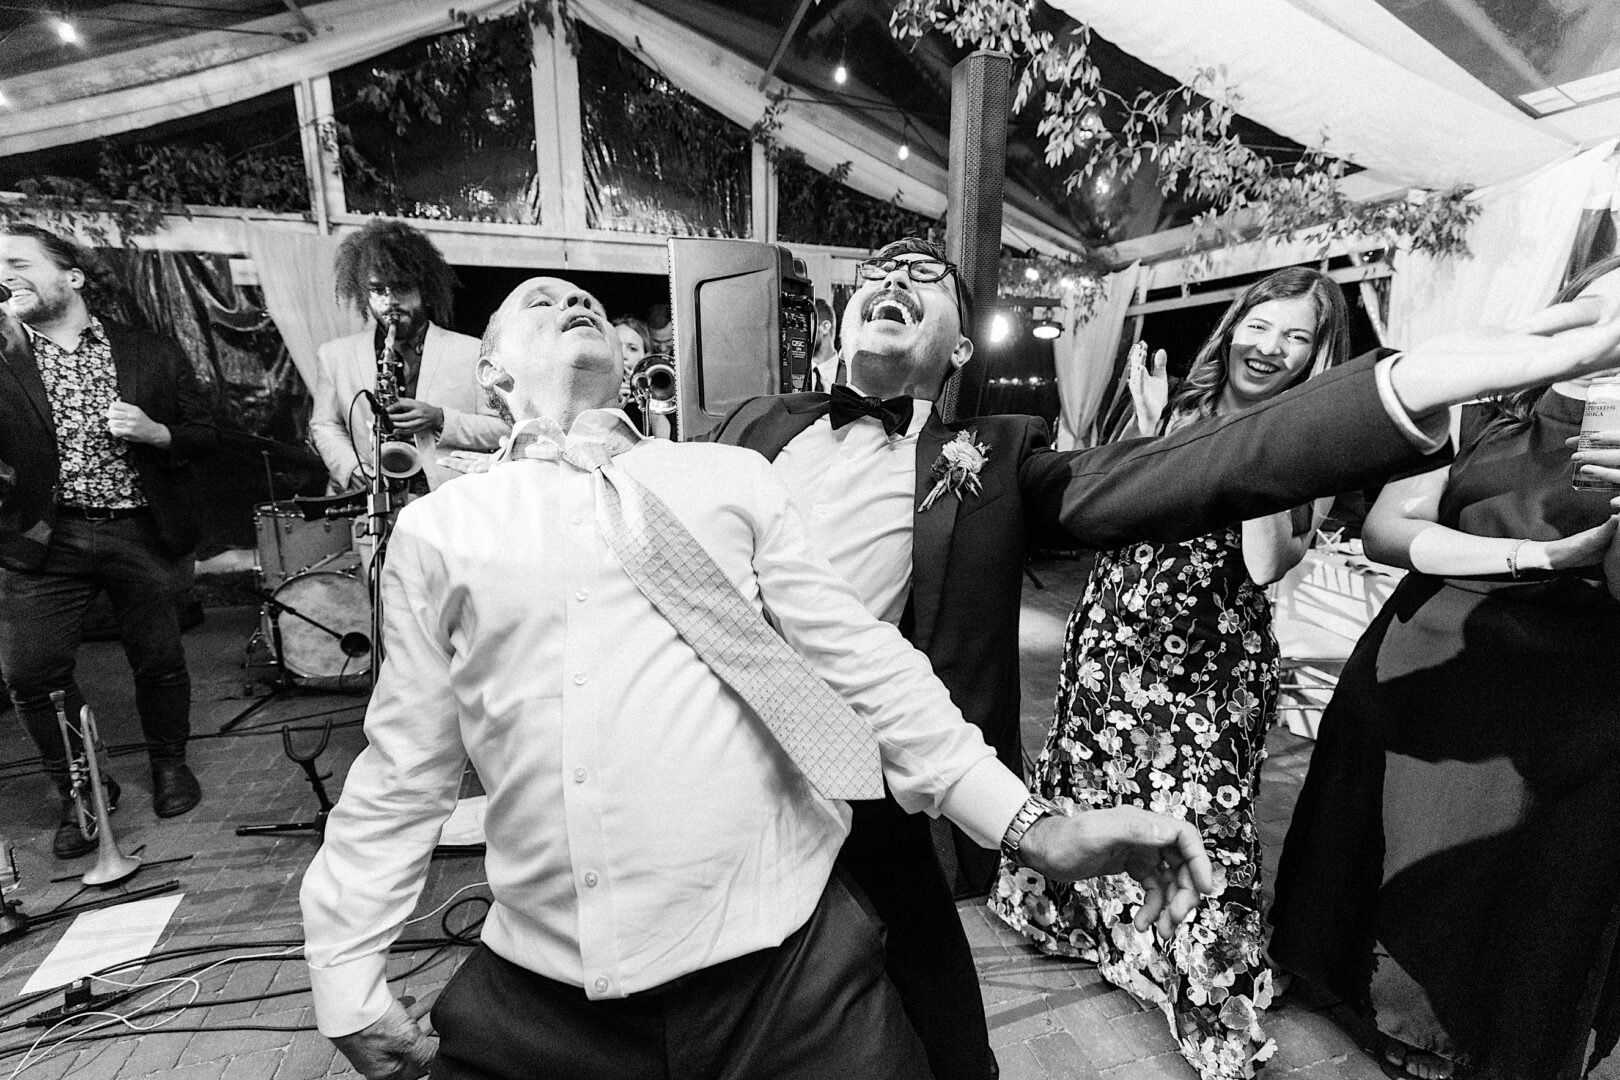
[1374,354,1449,454]
[308,953,395,1038]
[937,757,1033,851]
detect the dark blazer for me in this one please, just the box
[710,352,1448,772]
[0,318,218,571]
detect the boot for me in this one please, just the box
[52,776,120,860]
[151,760,200,818]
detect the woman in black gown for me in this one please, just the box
[1268,256,1620,1080]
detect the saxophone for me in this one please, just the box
[374,316,423,480]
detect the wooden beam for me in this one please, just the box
[757,0,815,90]
[1124,262,1391,317]
[281,0,318,35]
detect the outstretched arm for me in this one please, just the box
[1365,466,1620,580]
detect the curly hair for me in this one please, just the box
[0,222,115,312]
[332,220,457,326]
[1159,266,1350,434]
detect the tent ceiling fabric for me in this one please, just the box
[1045,0,1576,190]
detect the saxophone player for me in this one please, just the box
[310,221,509,494]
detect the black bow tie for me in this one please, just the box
[828,384,912,437]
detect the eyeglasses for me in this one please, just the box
[854,257,958,286]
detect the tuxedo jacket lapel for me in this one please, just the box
[909,410,958,651]
[731,393,829,461]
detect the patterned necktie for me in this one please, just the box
[519,430,884,801]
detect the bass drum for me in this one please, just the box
[270,571,372,681]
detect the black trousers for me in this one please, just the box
[431,872,933,1080]
[0,514,191,789]
[839,793,996,1080]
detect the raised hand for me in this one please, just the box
[1391,295,1620,416]
[1126,341,1170,435]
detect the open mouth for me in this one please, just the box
[862,289,920,327]
[560,310,599,333]
[1242,357,1281,377]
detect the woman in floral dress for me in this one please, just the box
[991,267,1351,1079]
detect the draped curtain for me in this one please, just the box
[243,224,366,392]
[1387,141,1619,352]
[1052,263,1142,450]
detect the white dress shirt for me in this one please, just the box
[771,397,932,624]
[300,410,1028,1038]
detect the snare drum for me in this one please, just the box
[268,571,372,680]
[254,502,353,589]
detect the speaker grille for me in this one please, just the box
[942,51,1012,424]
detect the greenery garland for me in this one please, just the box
[887,0,1480,268]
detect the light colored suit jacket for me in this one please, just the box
[309,322,507,491]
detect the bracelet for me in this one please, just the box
[1507,538,1530,579]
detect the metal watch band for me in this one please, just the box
[1000,794,1062,861]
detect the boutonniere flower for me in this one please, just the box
[919,430,990,512]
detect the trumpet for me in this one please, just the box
[630,354,677,418]
[50,692,140,887]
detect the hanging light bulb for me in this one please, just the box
[53,17,79,44]
[0,89,9,108]
[897,142,910,161]
[1023,266,1040,283]
[989,314,1010,343]
[834,63,848,85]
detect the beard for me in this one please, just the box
[8,283,74,327]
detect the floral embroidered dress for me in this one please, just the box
[991,526,1280,1079]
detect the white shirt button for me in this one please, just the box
[573,673,587,686]
[593,977,609,993]
[574,589,588,601]
[571,515,583,525]
[573,768,587,783]
[584,871,599,887]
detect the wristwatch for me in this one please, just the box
[1000,794,1063,861]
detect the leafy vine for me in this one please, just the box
[888,0,1480,267]
[753,88,941,251]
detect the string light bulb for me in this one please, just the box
[897,142,909,161]
[989,314,1010,343]
[53,17,80,44]
[0,89,9,108]
[834,63,847,85]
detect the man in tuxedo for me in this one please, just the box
[309,220,507,493]
[0,224,218,857]
[710,236,1620,1080]
[301,275,1221,1080]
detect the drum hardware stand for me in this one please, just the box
[220,590,370,734]
[235,719,336,839]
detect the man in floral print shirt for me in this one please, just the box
[0,224,217,860]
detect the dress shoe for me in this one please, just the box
[52,776,120,860]
[151,761,201,818]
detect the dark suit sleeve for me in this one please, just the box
[156,336,218,465]
[1019,353,1449,551]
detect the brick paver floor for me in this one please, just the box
[0,559,1608,1078]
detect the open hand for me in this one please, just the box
[1392,295,1620,415]
[387,398,444,436]
[1017,805,1216,936]
[436,450,496,475]
[105,401,171,447]
[331,995,437,1080]
[1522,516,1620,572]
[1126,342,1169,435]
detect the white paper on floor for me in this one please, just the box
[21,893,183,994]
[438,796,487,847]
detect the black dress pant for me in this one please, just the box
[838,792,996,1080]
[431,872,932,1080]
[0,513,192,788]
